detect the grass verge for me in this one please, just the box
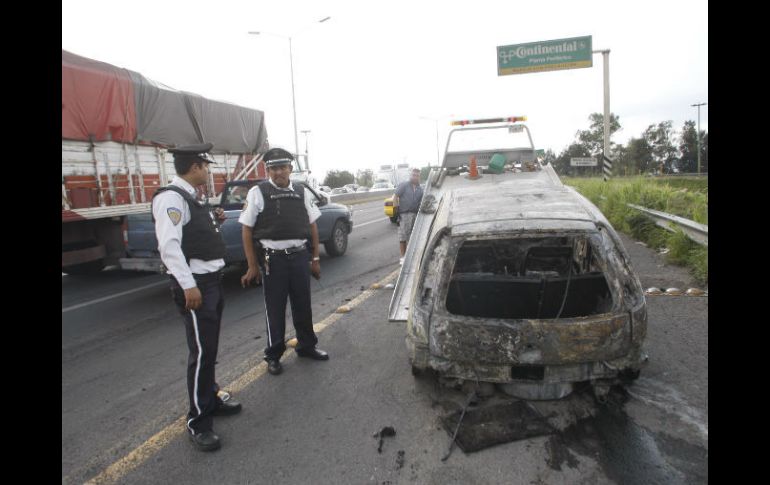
[564,176,708,285]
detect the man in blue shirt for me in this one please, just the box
[393,168,424,265]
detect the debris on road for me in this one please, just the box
[384,283,395,289]
[370,283,383,289]
[645,287,664,295]
[441,391,476,461]
[441,400,554,454]
[336,305,352,313]
[396,450,405,469]
[374,426,396,453]
[686,287,707,296]
[287,338,298,348]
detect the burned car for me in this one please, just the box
[389,118,647,400]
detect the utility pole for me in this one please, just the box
[592,49,612,181]
[691,102,707,174]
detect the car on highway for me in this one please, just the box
[370,182,394,192]
[389,117,648,401]
[331,187,352,195]
[384,196,398,223]
[318,185,332,194]
[356,186,370,192]
[122,179,353,271]
[344,183,360,192]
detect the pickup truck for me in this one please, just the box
[120,180,353,272]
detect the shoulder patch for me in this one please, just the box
[167,207,182,225]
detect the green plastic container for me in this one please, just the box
[488,153,506,173]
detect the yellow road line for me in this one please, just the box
[83,268,400,485]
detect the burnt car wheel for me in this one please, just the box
[324,220,348,257]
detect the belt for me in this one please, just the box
[170,271,222,287]
[264,245,307,256]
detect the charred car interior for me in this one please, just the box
[446,236,613,320]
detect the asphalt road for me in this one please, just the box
[62,199,708,484]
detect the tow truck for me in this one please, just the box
[389,116,648,401]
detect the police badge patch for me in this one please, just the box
[167,207,182,225]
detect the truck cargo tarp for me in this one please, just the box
[128,71,202,148]
[63,50,268,154]
[129,71,268,153]
[62,50,137,143]
[182,91,268,155]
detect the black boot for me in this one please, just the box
[189,430,221,451]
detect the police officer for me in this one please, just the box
[239,148,329,376]
[152,142,242,452]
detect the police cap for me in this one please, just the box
[168,142,216,164]
[263,148,294,168]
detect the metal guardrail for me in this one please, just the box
[626,204,708,246]
[597,195,708,246]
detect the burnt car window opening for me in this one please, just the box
[445,236,613,319]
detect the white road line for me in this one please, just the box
[62,280,168,313]
[353,218,389,229]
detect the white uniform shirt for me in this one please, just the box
[152,176,225,289]
[238,179,321,249]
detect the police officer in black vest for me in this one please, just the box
[239,148,329,375]
[152,143,242,452]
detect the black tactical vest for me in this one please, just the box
[152,185,226,262]
[252,181,310,241]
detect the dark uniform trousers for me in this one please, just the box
[170,271,224,434]
[262,248,318,361]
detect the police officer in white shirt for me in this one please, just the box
[239,148,329,376]
[152,142,241,452]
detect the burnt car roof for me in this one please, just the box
[430,166,608,236]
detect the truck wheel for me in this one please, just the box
[63,259,106,275]
[324,220,348,256]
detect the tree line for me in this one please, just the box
[544,113,708,176]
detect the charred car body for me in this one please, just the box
[389,118,648,400]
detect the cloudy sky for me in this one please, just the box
[62,0,708,180]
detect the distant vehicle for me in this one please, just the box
[331,187,351,195]
[370,182,395,191]
[376,164,395,185]
[121,180,353,272]
[376,163,411,186]
[319,185,332,193]
[356,186,370,192]
[344,183,360,192]
[384,196,398,223]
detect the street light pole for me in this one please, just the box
[691,102,707,174]
[248,16,331,169]
[301,130,311,168]
[289,37,299,165]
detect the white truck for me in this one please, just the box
[375,162,411,187]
